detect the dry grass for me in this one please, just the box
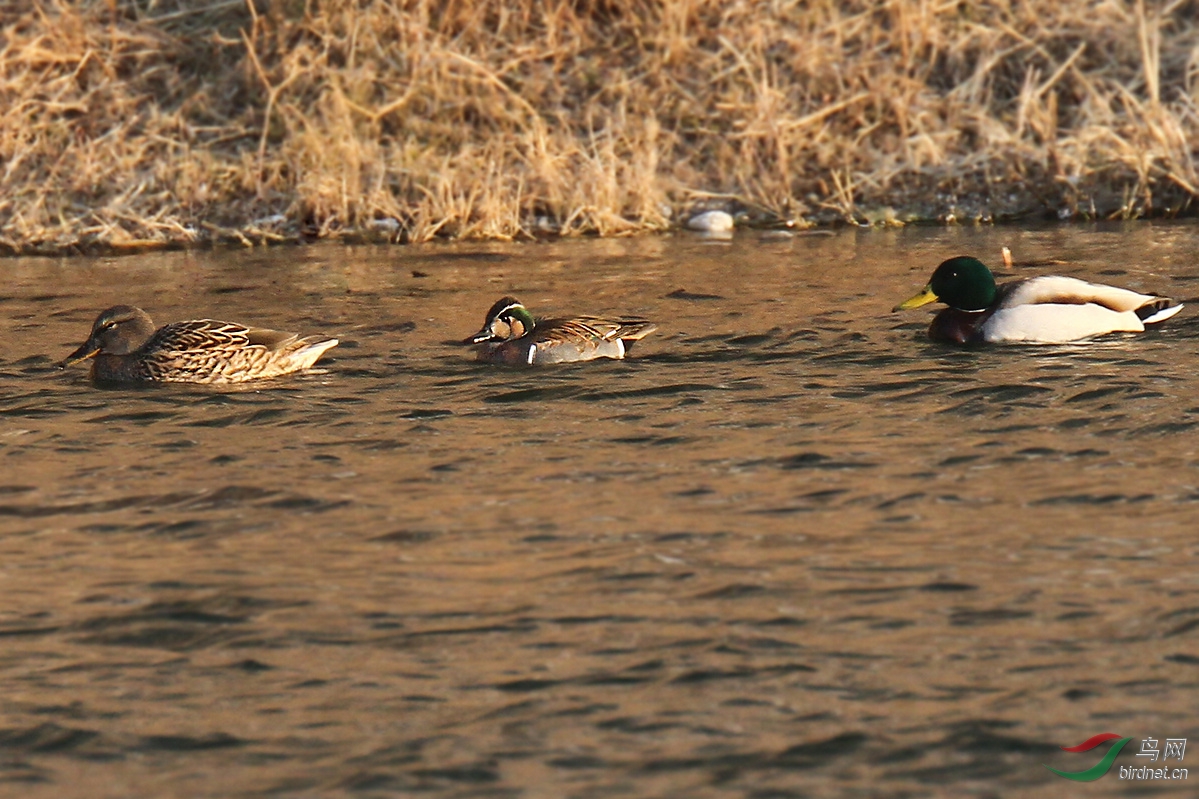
[3,0,1199,254]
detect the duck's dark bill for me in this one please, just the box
[464,331,493,345]
[59,341,100,368]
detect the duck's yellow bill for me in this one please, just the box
[893,285,939,312]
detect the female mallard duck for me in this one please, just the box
[464,296,657,365]
[60,305,339,383]
[894,256,1182,344]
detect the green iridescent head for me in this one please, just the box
[894,256,997,312]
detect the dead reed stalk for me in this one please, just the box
[2,0,1198,255]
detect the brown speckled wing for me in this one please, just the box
[150,320,255,352]
[138,320,255,382]
[245,326,303,351]
[537,317,657,344]
[519,316,658,364]
[609,319,657,341]
[535,318,615,345]
[134,320,336,383]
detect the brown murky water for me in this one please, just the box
[2,224,1199,797]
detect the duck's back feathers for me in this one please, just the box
[998,275,1168,314]
[540,317,657,343]
[150,319,256,352]
[979,276,1181,343]
[119,320,337,383]
[524,317,658,364]
[605,319,659,342]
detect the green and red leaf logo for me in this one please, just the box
[1045,733,1133,781]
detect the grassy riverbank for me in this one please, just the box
[3,0,1198,255]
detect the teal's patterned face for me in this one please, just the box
[466,297,536,344]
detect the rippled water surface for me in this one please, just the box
[3,224,1199,797]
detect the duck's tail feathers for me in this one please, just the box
[1137,300,1183,325]
[616,321,658,341]
[615,322,657,353]
[290,337,339,369]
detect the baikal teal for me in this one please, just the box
[463,296,658,365]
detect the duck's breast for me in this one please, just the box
[474,340,536,366]
[92,354,154,382]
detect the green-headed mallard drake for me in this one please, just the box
[464,296,657,365]
[893,256,1182,344]
[60,305,339,383]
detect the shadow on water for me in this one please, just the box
[0,226,1197,796]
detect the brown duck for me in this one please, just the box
[60,305,338,383]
